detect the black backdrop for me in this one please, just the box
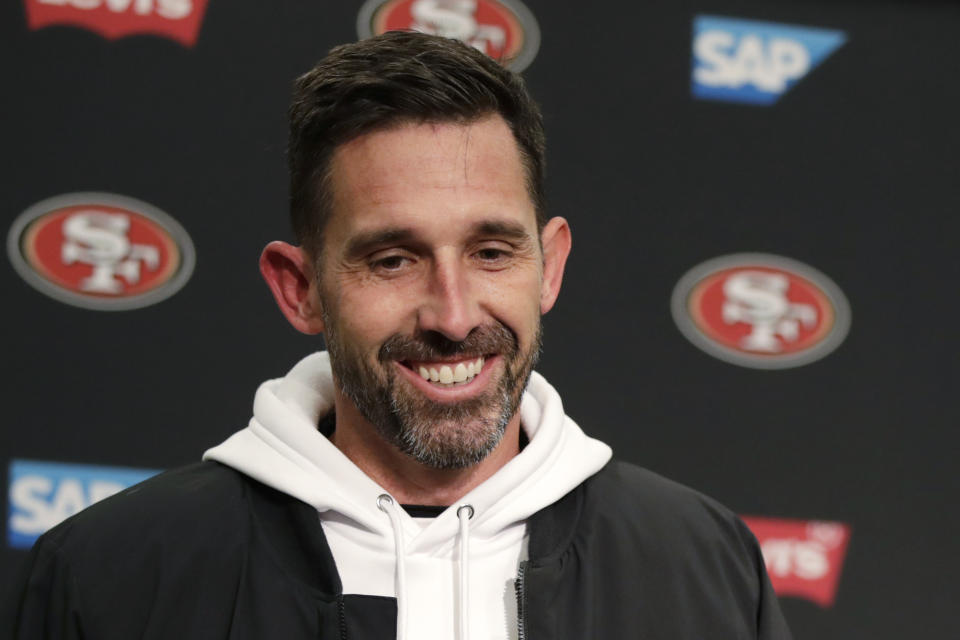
[3,1,958,638]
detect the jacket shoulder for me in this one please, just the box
[526,461,792,639]
[582,459,759,551]
[40,461,250,555]
[588,459,739,518]
[566,461,770,585]
[5,462,268,639]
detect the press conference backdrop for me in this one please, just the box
[2,1,958,637]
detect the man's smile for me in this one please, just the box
[409,355,487,385]
[394,355,500,401]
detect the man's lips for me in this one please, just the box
[393,354,498,402]
[408,355,485,385]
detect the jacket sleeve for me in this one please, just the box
[736,518,794,640]
[757,565,794,639]
[2,536,85,640]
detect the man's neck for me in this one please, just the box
[327,397,522,506]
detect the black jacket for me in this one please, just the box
[5,461,792,639]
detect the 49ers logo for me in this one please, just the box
[671,254,851,369]
[24,0,209,47]
[7,193,195,310]
[357,0,540,71]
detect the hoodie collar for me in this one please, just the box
[204,351,611,547]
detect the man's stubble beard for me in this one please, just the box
[322,308,542,470]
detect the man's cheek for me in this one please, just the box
[346,288,415,324]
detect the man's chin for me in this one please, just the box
[380,350,532,469]
[392,416,508,470]
[384,381,515,469]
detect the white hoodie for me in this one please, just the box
[204,352,611,640]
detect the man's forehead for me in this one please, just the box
[331,117,525,188]
[323,116,537,243]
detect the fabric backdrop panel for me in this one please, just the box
[2,1,957,638]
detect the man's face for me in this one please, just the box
[316,116,547,469]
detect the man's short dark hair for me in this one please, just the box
[288,30,546,262]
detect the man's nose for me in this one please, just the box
[417,258,482,342]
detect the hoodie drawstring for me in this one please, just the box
[377,494,408,640]
[456,504,474,640]
[377,495,475,640]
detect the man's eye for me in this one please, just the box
[371,255,410,271]
[476,247,510,262]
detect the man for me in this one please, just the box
[6,32,792,639]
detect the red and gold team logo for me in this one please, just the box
[7,193,195,310]
[742,516,852,608]
[357,0,540,71]
[23,0,210,47]
[671,254,851,369]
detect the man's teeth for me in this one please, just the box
[417,357,485,386]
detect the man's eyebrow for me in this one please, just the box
[470,220,533,241]
[344,228,417,257]
[342,220,534,257]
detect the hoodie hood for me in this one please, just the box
[205,351,611,547]
[204,351,611,639]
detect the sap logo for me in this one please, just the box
[692,15,846,105]
[7,459,159,549]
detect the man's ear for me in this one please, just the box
[259,241,326,334]
[539,216,572,315]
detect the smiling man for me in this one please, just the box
[258,113,568,507]
[7,32,791,640]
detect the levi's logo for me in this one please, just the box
[24,0,210,47]
[742,515,852,607]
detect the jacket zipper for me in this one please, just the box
[515,561,528,640]
[337,594,347,640]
